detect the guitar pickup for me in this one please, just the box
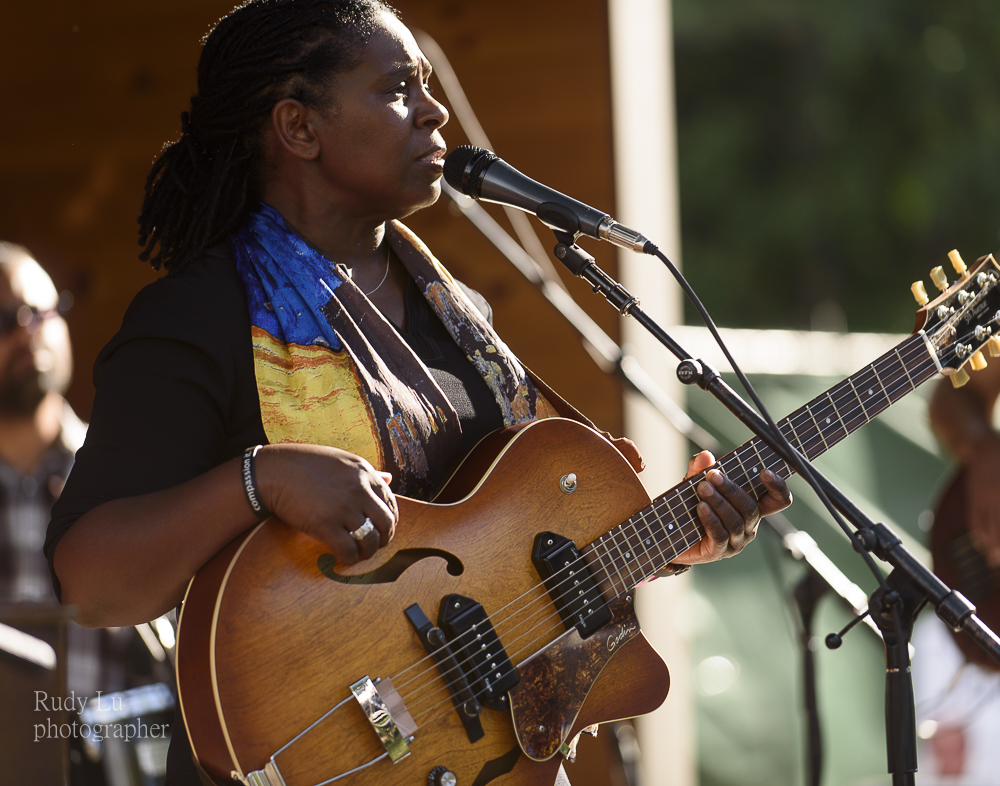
[532,531,612,638]
[438,594,519,710]
[405,603,485,744]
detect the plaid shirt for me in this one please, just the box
[0,400,101,693]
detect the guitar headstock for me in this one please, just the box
[912,250,1000,386]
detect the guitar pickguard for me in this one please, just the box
[509,594,643,760]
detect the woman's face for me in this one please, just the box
[307,12,450,221]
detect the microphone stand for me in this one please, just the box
[547,230,1000,786]
[441,181,719,452]
[768,514,884,786]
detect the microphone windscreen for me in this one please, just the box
[443,145,495,197]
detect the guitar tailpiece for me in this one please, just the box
[246,761,288,786]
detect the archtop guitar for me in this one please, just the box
[177,253,1000,786]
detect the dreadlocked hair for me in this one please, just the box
[138,0,398,274]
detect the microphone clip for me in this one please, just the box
[551,231,640,316]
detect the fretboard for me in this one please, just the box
[583,332,939,597]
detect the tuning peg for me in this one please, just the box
[911,280,929,306]
[950,368,971,388]
[969,351,988,371]
[948,249,968,276]
[930,266,949,292]
[988,336,1000,358]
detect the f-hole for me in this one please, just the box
[317,548,464,585]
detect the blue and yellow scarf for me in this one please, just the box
[228,203,559,500]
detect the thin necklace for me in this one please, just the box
[363,245,391,296]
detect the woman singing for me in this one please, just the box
[45,2,790,783]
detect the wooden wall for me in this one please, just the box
[0,0,624,436]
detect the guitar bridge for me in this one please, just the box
[350,676,416,764]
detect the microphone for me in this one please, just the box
[443,146,652,254]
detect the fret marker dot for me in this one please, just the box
[826,417,831,424]
[668,524,674,530]
[868,389,873,395]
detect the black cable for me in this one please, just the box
[644,243,892,593]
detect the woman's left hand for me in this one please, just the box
[674,450,791,564]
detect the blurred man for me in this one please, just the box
[0,241,103,783]
[0,243,85,603]
[917,366,1000,781]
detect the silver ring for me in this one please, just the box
[350,518,375,542]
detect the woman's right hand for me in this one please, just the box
[255,444,398,565]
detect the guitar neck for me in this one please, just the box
[584,332,939,597]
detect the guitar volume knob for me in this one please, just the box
[428,766,457,786]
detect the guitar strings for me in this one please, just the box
[397,331,945,724]
[357,332,943,727]
[303,331,944,743]
[272,324,965,759]
[389,333,944,728]
[389,330,946,724]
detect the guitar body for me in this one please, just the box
[177,419,671,786]
[931,470,1000,671]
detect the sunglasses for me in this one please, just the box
[0,303,61,336]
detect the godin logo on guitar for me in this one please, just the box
[607,622,637,653]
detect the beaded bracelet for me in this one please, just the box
[241,445,270,521]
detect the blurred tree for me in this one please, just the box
[673,0,1000,333]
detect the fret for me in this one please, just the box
[893,347,917,392]
[851,366,890,420]
[803,402,831,453]
[633,510,668,575]
[754,438,789,479]
[608,530,640,588]
[821,391,850,444]
[594,535,628,597]
[744,441,774,491]
[869,361,898,411]
[654,491,699,558]
[656,492,687,543]
[641,503,677,571]
[839,378,869,432]
[785,408,823,461]
[732,444,766,497]
[780,418,806,457]
[725,446,764,498]
[674,484,704,549]
[719,453,750,490]
[614,522,646,584]
[582,542,617,600]
[880,354,914,404]
[632,517,664,581]
[602,530,631,588]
